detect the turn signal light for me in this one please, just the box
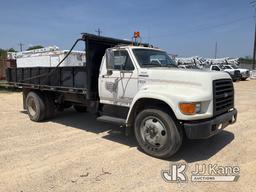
[134,31,140,38]
[179,103,197,115]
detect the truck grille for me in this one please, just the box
[234,70,241,77]
[213,79,234,116]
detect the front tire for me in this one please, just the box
[134,109,182,159]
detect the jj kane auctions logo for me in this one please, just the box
[161,163,240,182]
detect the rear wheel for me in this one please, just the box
[134,109,182,159]
[26,92,46,122]
[44,94,56,119]
[241,77,247,81]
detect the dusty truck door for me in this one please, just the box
[99,48,138,107]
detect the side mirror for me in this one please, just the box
[107,69,113,76]
[106,48,114,75]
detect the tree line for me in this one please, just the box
[0,45,44,59]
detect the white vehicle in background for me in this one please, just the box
[223,64,250,80]
[178,64,201,69]
[204,57,230,65]
[204,65,241,82]
[176,56,204,65]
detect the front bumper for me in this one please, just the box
[183,109,237,139]
[241,72,250,78]
[229,74,241,81]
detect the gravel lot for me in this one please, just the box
[0,80,255,192]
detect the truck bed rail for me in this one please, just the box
[6,66,87,94]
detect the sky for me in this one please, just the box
[0,0,254,58]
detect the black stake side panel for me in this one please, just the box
[6,66,87,89]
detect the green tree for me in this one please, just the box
[0,49,7,59]
[7,48,17,52]
[26,45,44,51]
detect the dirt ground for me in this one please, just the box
[0,80,255,192]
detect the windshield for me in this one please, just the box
[132,49,177,68]
[223,66,232,69]
[231,64,238,69]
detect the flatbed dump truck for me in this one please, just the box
[6,33,237,158]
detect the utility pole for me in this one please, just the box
[253,23,256,70]
[18,43,24,52]
[95,28,102,36]
[250,1,256,69]
[214,41,218,59]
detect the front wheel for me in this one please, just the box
[134,109,182,159]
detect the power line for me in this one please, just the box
[152,16,252,38]
[18,43,24,52]
[214,41,218,59]
[251,1,256,70]
[95,28,102,36]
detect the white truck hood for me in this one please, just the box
[136,68,231,120]
[238,68,249,73]
[139,68,230,87]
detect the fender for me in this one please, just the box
[126,83,213,124]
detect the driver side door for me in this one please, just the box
[99,49,138,107]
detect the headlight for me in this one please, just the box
[179,102,201,115]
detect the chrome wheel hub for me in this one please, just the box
[140,117,167,148]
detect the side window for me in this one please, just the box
[225,66,231,69]
[113,51,134,70]
[212,66,220,71]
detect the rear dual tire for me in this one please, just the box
[134,109,182,159]
[26,92,46,122]
[26,91,55,122]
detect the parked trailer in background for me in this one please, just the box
[15,46,86,68]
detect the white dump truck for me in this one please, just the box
[6,33,237,158]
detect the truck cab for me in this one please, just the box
[97,45,237,158]
[6,33,237,158]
